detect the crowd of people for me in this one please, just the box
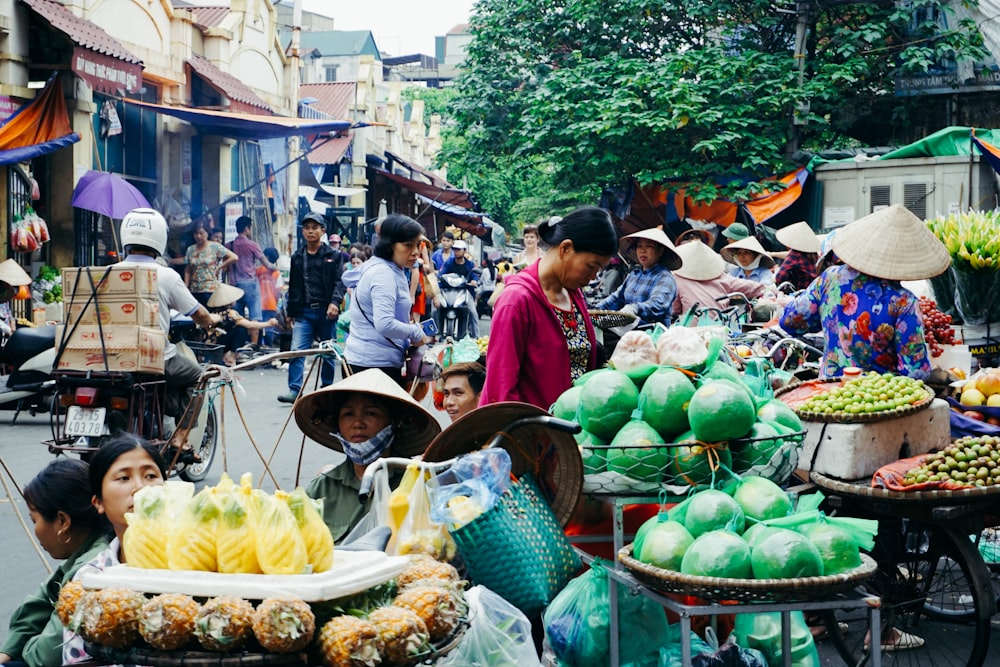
[0,199,959,665]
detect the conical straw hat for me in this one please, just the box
[622,226,682,270]
[673,241,727,280]
[294,368,441,457]
[0,259,31,287]
[207,284,244,308]
[832,204,950,280]
[720,236,775,268]
[775,221,821,254]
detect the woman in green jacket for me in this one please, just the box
[0,459,109,667]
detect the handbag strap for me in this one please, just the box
[357,300,407,354]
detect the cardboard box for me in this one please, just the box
[64,298,160,327]
[798,398,951,480]
[62,266,158,300]
[55,325,165,373]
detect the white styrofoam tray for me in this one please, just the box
[79,550,409,601]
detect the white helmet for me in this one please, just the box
[120,208,168,256]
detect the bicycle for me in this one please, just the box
[813,473,997,667]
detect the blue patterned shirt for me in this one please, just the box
[597,263,677,326]
[779,265,930,379]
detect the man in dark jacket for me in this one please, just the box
[278,213,346,403]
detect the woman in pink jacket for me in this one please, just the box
[671,240,768,319]
[481,206,618,409]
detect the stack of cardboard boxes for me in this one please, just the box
[56,266,166,373]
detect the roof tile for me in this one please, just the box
[20,0,142,64]
[188,54,271,113]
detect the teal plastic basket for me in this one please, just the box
[449,473,580,618]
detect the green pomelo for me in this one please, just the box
[731,422,781,474]
[742,523,782,549]
[577,371,639,440]
[573,368,615,387]
[637,520,695,571]
[575,430,608,474]
[683,489,746,537]
[800,523,863,575]
[750,528,825,579]
[638,368,696,439]
[732,476,793,522]
[551,386,583,422]
[756,399,803,433]
[699,363,754,399]
[623,363,658,387]
[672,443,732,487]
[688,380,757,442]
[680,530,752,579]
[606,420,669,483]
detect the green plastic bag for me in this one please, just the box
[732,611,819,667]
[543,560,672,667]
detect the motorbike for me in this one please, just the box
[437,272,474,340]
[0,324,58,421]
[44,315,219,482]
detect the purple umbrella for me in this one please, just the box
[71,171,150,219]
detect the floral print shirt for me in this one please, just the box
[779,265,930,379]
[553,303,590,382]
[185,241,229,293]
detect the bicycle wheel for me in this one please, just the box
[825,520,993,667]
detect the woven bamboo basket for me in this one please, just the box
[618,545,877,604]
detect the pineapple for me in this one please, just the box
[251,597,316,653]
[216,475,262,574]
[79,588,146,648]
[168,486,220,571]
[393,585,462,642]
[139,594,199,650]
[256,490,308,575]
[317,615,381,667]
[55,581,86,627]
[194,596,255,652]
[286,487,335,573]
[123,486,169,569]
[395,555,460,589]
[366,606,429,665]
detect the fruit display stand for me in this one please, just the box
[576,546,883,667]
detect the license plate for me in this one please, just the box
[65,406,107,437]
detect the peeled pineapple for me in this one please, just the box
[139,593,199,650]
[251,597,316,653]
[56,581,86,628]
[168,486,220,571]
[79,588,146,648]
[123,486,170,569]
[367,606,429,665]
[394,585,462,642]
[395,555,460,589]
[256,490,308,575]
[317,615,381,667]
[194,596,255,652]
[216,474,262,574]
[286,487,334,573]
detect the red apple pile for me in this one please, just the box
[918,297,960,358]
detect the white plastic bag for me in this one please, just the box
[339,465,392,548]
[437,586,542,667]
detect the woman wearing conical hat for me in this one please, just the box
[773,221,821,291]
[780,204,950,379]
[0,259,31,335]
[670,241,769,319]
[294,369,442,542]
[721,235,776,285]
[596,226,683,326]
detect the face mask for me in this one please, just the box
[332,423,395,466]
[738,255,762,270]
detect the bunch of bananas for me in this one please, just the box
[927,211,1000,272]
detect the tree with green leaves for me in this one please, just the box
[445,0,987,222]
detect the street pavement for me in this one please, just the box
[4,323,1000,664]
